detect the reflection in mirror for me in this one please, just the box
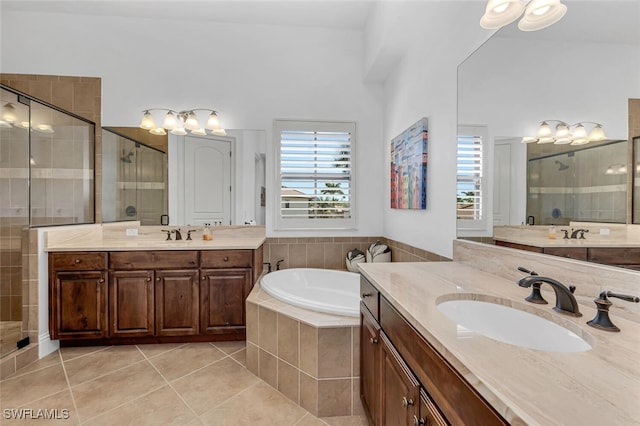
[634,137,640,223]
[101,129,168,225]
[457,1,639,239]
[527,140,627,225]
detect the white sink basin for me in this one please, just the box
[437,298,592,353]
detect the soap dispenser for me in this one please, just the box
[202,223,212,241]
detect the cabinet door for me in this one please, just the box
[200,268,251,333]
[155,269,199,336]
[381,332,420,426]
[361,303,382,425]
[109,270,154,337]
[417,390,447,426]
[51,271,107,339]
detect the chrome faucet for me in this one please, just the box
[517,276,582,317]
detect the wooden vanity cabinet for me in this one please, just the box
[109,270,154,337]
[49,252,108,340]
[360,275,507,426]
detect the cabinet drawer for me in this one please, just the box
[200,250,252,268]
[109,251,198,269]
[588,248,640,266]
[360,276,379,320]
[50,252,107,271]
[379,296,507,426]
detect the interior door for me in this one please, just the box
[184,136,231,226]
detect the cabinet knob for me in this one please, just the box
[223,256,229,262]
[74,259,81,264]
[98,278,105,283]
[146,277,152,282]
[402,397,414,408]
[413,415,425,426]
[369,337,378,344]
[202,276,207,280]
[156,277,161,282]
[362,292,371,298]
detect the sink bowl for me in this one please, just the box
[436,298,592,353]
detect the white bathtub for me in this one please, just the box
[260,268,360,317]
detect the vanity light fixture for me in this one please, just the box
[1,102,55,133]
[522,120,607,146]
[480,0,567,32]
[139,108,226,137]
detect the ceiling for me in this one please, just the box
[495,0,640,46]
[0,0,375,30]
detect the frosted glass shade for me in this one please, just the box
[518,0,567,31]
[480,0,525,29]
[140,111,156,130]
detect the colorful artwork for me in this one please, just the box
[390,118,428,209]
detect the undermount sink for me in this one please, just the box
[436,298,593,353]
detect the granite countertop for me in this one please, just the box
[44,225,266,251]
[358,262,640,426]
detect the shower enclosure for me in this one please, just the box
[0,85,95,357]
[527,140,627,225]
[101,129,167,225]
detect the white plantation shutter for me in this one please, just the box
[275,120,356,230]
[457,134,483,220]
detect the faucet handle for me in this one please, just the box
[560,229,569,239]
[517,266,538,276]
[161,230,172,241]
[186,230,196,241]
[587,291,640,332]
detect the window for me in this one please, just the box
[457,125,489,234]
[275,120,356,230]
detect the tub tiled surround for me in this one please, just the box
[246,285,361,417]
[263,236,449,271]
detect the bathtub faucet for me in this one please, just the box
[276,259,285,271]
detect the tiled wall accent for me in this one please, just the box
[246,296,362,417]
[263,236,449,271]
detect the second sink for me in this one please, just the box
[436,297,593,353]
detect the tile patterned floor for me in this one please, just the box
[0,342,370,425]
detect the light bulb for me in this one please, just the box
[149,127,167,135]
[1,103,17,123]
[536,122,552,138]
[206,112,220,130]
[518,0,567,32]
[35,124,54,133]
[480,0,525,29]
[532,5,551,15]
[618,165,627,174]
[571,124,587,140]
[588,125,606,141]
[140,111,156,130]
[185,111,199,130]
[555,123,570,138]
[605,166,614,175]
[163,111,178,130]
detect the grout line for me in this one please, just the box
[57,350,81,426]
[59,345,113,364]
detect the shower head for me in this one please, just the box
[121,152,134,163]
[555,160,569,171]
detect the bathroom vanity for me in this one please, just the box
[358,260,640,425]
[46,225,264,346]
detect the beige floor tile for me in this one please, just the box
[148,342,226,381]
[2,388,78,425]
[295,413,329,426]
[4,351,61,380]
[72,361,165,422]
[59,345,111,362]
[84,385,198,426]
[63,345,145,387]
[0,363,68,408]
[137,343,186,359]
[231,347,247,367]
[172,357,260,415]
[320,415,370,426]
[199,381,308,425]
[213,340,246,355]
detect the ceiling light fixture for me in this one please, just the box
[139,108,226,137]
[521,120,607,146]
[480,0,567,32]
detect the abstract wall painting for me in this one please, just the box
[390,117,428,210]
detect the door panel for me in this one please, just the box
[109,270,154,337]
[155,269,199,336]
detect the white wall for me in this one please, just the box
[367,2,493,258]
[1,9,384,237]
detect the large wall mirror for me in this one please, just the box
[457,1,640,238]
